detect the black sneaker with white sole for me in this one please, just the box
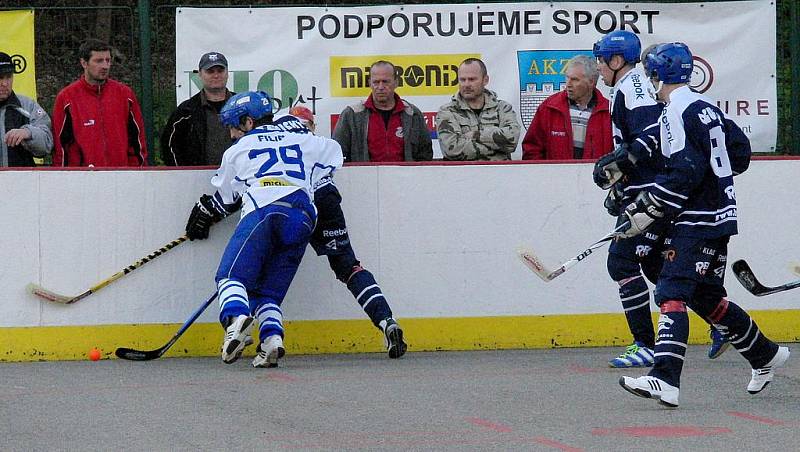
[381,318,407,359]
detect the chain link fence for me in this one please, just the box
[2,0,797,162]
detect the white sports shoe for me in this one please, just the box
[221,314,254,364]
[252,335,285,368]
[619,375,680,408]
[748,346,790,394]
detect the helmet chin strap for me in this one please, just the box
[652,79,664,101]
[606,57,625,87]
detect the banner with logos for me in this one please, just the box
[176,1,777,155]
[0,10,37,99]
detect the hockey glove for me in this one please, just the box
[593,143,635,189]
[618,191,664,238]
[604,182,625,217]
[185,194,225,240]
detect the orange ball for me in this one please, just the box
[88,348,101,361]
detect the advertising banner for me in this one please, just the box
[176,1,777,155]
[0,10,37,99]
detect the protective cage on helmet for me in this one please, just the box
[220,91,274,128]
[645,42,693,84]
[592,30,642,64]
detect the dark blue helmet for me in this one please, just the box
[593,30,641,64]
[645,42,693,84]
[220,91,273,128]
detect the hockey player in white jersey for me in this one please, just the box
[618,42,789,407]
[184,91,343,367]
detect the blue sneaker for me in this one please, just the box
[609,342,654,368]
[708,327,730,359]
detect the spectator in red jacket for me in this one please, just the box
[53,39,147,167]
[522,55,612,160]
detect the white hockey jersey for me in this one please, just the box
[211,116,344,218]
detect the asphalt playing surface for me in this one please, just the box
[2,345,798,451]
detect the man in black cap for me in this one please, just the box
[0,52,52,167]
[161,51,234,166]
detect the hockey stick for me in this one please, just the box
[27,235,188,304]
[731,259,800,297]
[115,291,218,361]
[518,221,630,282]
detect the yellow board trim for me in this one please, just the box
[2,310,798,362]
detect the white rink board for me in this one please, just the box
[2,161,798,327]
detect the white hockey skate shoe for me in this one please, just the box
[221,314,254,364]
[380,318,407,359]
[252,335,285,368]
[748,346,790,394]
[619,375,679,408]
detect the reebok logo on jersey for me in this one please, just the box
[325,239,337,250]
[695,261,710,275]
[550,131,566,136]
[83,119,95,126]
[635,245,652,257]
[322,228,347,238]
[630,74,645,99]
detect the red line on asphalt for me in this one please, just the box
[465,417,513,433]
[726,411,785,425]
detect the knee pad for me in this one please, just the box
[688,297,729,322]
[660,300,687,313]
[607,253,641,282]
[328,252,360,282]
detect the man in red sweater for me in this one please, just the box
[522,55,612,160]
[53,39,147,167]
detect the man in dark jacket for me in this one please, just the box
[161,52,234,166]
[522,55,612,160]
[0,52,52,167]
[333,60,432,162]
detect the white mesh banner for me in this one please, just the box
[176,1,777,154]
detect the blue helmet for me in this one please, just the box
[645,42,693,84]
[593,30,641,64]
[220,91,274,128]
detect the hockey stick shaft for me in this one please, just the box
[115,291,218,361]
[28,235,188,304]
[732,259,800,297]
[519,221,629,282]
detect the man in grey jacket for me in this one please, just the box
[333,60,432,162]
[0,52,52,167]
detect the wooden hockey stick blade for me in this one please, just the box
[518,222,627,283]
[517,248,555,281]
[25,283,90,304]
[28,235,188,305]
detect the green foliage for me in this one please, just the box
[1,0,796,157]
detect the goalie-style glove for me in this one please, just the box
[185,194,226,240]
[618,191,664,238]
[593,143,635,189]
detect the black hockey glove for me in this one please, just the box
[603,182,625,216]
[185,194,225,240]
[618,191,664,238]
[593,143,634,189]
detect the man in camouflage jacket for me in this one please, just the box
[436,58,520,161]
